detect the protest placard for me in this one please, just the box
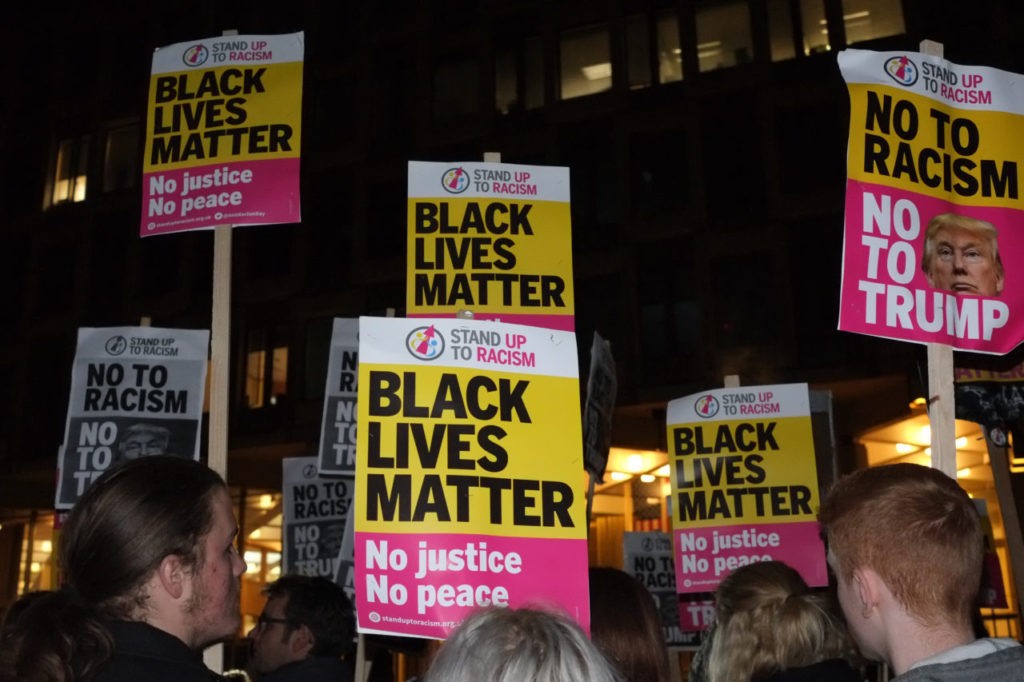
[666,383,826,629]
[838,48,1024,353]
[282,456,353,579]
[55,327,209,508]
[354,316,588,638]
[406,161,574,331]
[318,318,359,476]
[622,532,698,647]
[141,32,304,236]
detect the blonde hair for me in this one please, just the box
[424,606,622,682]
[705,561,852,682]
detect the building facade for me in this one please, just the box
[2,0,1022,670]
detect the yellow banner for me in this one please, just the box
[357,364,586,539]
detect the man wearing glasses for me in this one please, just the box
[248,574,356,681]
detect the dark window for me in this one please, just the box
[366,179,405,255]
[629,129,688,218]
[303,317,334,402]
[434,55,480,121]
[711,251,780,347]
[495,35,545,115]
[139,236,181,299]
[34,244,77,313]
[776,102,845,193]
[102,123,140,193]
[701,96,765,228]
[242,227,293,281]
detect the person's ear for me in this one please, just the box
[156,554,187,600]
[852,566,881,617]
[289,624,315,658]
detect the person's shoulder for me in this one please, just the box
[93,657,222,682]
[895,640,1024,682]
[95,621,221,682]
[259,656,354,682]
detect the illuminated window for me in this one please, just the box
[656,11,683,83]
[841,0,905,45]
[696,1,753,72]
[50,135,89,206]
[626,11,682,89]
[800,0,829,54]
[767,0,798,61]
[560,24,611,100]
[245,326,289,409]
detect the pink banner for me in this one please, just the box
[839,180,1022,352]
[673,521,826,594]
[140,157,300,236]
[355,532,590,639]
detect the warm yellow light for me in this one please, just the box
[661,482,672,497]
[957,467,971,478]
[640,474,656,483]
[626,454,645,473]
[645,497,660,505]
[925,447,932,456]
[30,562,40,574]
[895,442,916,454]
[40,540,53,553]
[609,471,631,482]
[955,437,968,449]
[655,464,670,477]
[259,494,274,510]
[250,528,262,539]
[918,425,932,443]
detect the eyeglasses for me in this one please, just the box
[256,615,292,630]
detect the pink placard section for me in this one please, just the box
[407,311,575,332]
[140,157,301,236]
[355,532,590,639]
[839,179,1024,353]
[673,521,826,594]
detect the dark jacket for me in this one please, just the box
[93,620,222,682]
[761,658,864,682]
[260,656,355,682]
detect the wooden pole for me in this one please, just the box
[208,222,231,480]
[202,29,237,677]
[919,39,957,478]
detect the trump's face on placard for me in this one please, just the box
[923,214,1004,297]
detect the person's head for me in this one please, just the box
[588,567,670,682]
[248,575,355,676]
[818,463,982,659]
[60,455,246,650]
[704,561,853,682]
[424,606,622,682]
[0,589,113,682]
[922,213,1004,296]
[117,423,171,460]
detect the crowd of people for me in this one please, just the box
[1,456,1021,681]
